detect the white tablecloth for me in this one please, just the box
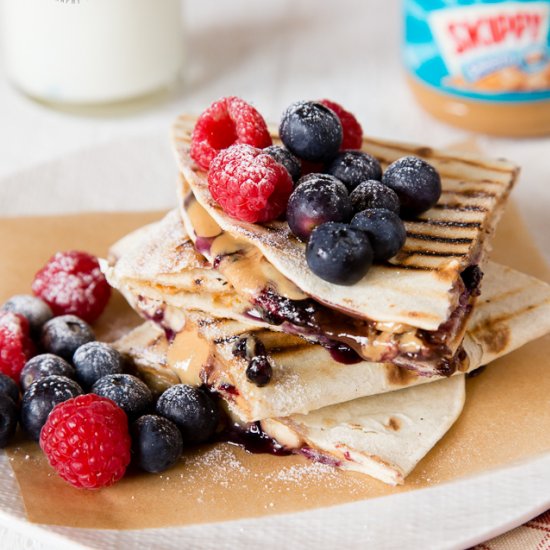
[0,1,549,548]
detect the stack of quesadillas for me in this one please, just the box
[103,114,550,485]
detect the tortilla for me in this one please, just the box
[262,376,465,485]
[113,262,550,422]
[171,114,518,332]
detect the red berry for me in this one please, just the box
[32,251,111,324]
[319,99,363,150]
[191,96,272,170]
[40,394,131,490]
[0,311,34,383]
[208,144,293,223]
[0,311,34,384]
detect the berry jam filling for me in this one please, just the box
[136,298,177,342]
[299,447,342,468]
[325,342,363,365]
[219,420,343,469]
[247,274,481,374]
[218,421,291,456]
[195,236,216,256]
[461,265,483,295]
[218,382,240,398]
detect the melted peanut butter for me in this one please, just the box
[186,198,223,238]
[185,191,307,301]
[167,322,211,386]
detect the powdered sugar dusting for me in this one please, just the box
[184,446,250,488]
[172,442,366,506]
[265,461,338,483]
[110,211,208,280]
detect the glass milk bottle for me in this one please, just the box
[0,0,184,105]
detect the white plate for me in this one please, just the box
[1,138,549,550]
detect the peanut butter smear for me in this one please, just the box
[167,322,211,386]
[185,190,307,301]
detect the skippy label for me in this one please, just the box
[404,0,550,102]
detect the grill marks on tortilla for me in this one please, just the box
[474,321,511,354]
[384,364,420,386]
[434,203,488,213]
[406,233,473,245]
[386,417,402,431]
[172,114,516,274]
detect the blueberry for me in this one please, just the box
[287,174,352,241]
[246,356,273,387]
[131,414,184,473]
[351,209,407,261]
[306,222,373,285]
[73,342,124,389]
[20,375,83,441]
[350,180,400,214]
[1,294,53,335]
[41,315,95,361]
[382,156,441,217]
[279,101,342,162]
[0,373,19,404]
[91,374,153,418]
[0,394,17,448]
[156,384,219,444]
[264,145,302,183]
[327,151,382,192]
[20,354,75,392]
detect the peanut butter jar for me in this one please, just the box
[404,0,550,137]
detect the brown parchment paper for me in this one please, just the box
[1,204,549,530]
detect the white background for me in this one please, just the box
[0,1,549,548]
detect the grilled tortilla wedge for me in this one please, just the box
[112,263,550,422]
[171,114,518,373]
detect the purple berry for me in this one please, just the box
[306,222,373,285]
[0,393,17,448]
[91,374,153,418]
[41,315,95,361]
[0,373,19,404]
[156,385,219,444]
[382,156,441,217]
[327,151,382,192]
[132,414,184,473]
[246,355,273,387]
[73,342,123,389]
[279,101,342,162]
[350,180,400,214]
[287,174,352,241]
[264,145,301,183]
[20,354,75,392]
[351,209,407,261]
[20,375,83,441]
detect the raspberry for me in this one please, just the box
[319,99,363,150]
[0,311,34,383]
[191,96,272,170]
[208,144,293,223]
[32,251,111,323]
[40,394,131,489]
